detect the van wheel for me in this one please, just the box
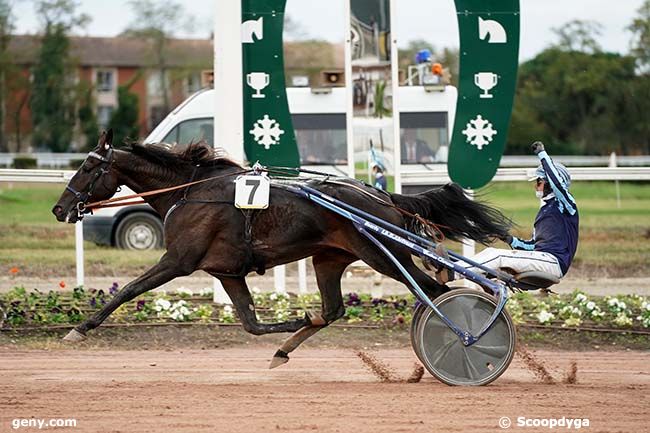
[115,213,164,250]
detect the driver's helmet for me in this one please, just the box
[529,163,571,188]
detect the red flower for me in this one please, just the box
[59,281,66,288]
[9,267,19,275]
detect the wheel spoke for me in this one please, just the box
[462,347,482,380]
[470,343,508,359]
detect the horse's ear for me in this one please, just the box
[105,129,114,150]
[97,130,107,148]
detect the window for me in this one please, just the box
[293,114,347,165]
[159,114,348,165]
[162,118,213,146]
[96,70,114,92]
[149,106,169,130]
[185,73,202,95]
[97,106,114,129]
[147,70,166,99]
[400,112,448,164]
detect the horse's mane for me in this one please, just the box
[124,141,242,168]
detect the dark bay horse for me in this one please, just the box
[52,131,511,367]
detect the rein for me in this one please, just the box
[82,168,253,212]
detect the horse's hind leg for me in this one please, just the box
[270,250,354,369]
[217,276,310,335]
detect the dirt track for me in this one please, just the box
[1,347,648,433]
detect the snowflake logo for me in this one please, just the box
[249,115,284,150]
[461,115,497,150]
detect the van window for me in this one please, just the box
[160,114,348,165]
[293,113,347,165]
[400,112,448,164]
[162,118,214,146]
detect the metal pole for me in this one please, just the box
[343,0,355,178]
[389,0,402,194]
[462,189,476,257]
[298,259,307,293]
[212,0,243,304]
[274,265,286,293]
[75,220,84,287]
[609,152,621,209]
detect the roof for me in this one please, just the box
[9,35,344,70]
[9,35,213,68]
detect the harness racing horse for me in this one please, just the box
[52,131,512,367]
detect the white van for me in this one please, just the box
[84,85,456,249]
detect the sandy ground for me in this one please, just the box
[2,274,650,296]
[0,347,648,433]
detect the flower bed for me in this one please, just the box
[1,284,649,332]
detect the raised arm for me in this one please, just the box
[532,141,577,215]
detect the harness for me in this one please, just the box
[65,149,114,218]
[163,166,263,278]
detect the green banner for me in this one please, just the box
[242,0,300,167]
[448,0,520,189]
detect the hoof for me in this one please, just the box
[62,329,86,343]
[269,349,290,369]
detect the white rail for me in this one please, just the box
[3,166,649,184]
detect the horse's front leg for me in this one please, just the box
[63,254,187,342]
[217,276,311,335]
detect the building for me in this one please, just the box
[4,34,346,153]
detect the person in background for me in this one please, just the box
[372,162,387,191]
[440,142,579,285]
[401,129,435,163]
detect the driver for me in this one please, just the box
[458,141,579,281]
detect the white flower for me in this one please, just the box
[574,293,588,304]
[586,301,596,311]
[613,313,633,327]
[176,287,193,297]
[643,301,650,311]
[223,305,233,314]
[537,310,555,324]
[154,298,171,312]
[252,287,261,294]
[198,287,213,297]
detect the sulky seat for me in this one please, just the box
[513,271,560,291]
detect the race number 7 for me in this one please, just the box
[234,175,270,209]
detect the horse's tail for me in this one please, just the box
[390,183,512,244]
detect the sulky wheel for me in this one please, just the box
[413,289,516,386]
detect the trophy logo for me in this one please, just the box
[474,72,499,99]
[247,72,270,99]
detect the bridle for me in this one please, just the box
[65,149,114,218]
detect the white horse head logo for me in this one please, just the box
[478,17,507,44]
[242,17,264,44]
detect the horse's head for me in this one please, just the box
[52,130,120,223]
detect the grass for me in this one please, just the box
[1,181,649,277]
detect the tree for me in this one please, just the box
[108,76,141,147]
[30,0,89,152]
[77,83,98,151]
[628,0,650,73]
[122,0,194,115]
[552,19,603,54]
[0,0,12,151]
[508,48,639,155]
